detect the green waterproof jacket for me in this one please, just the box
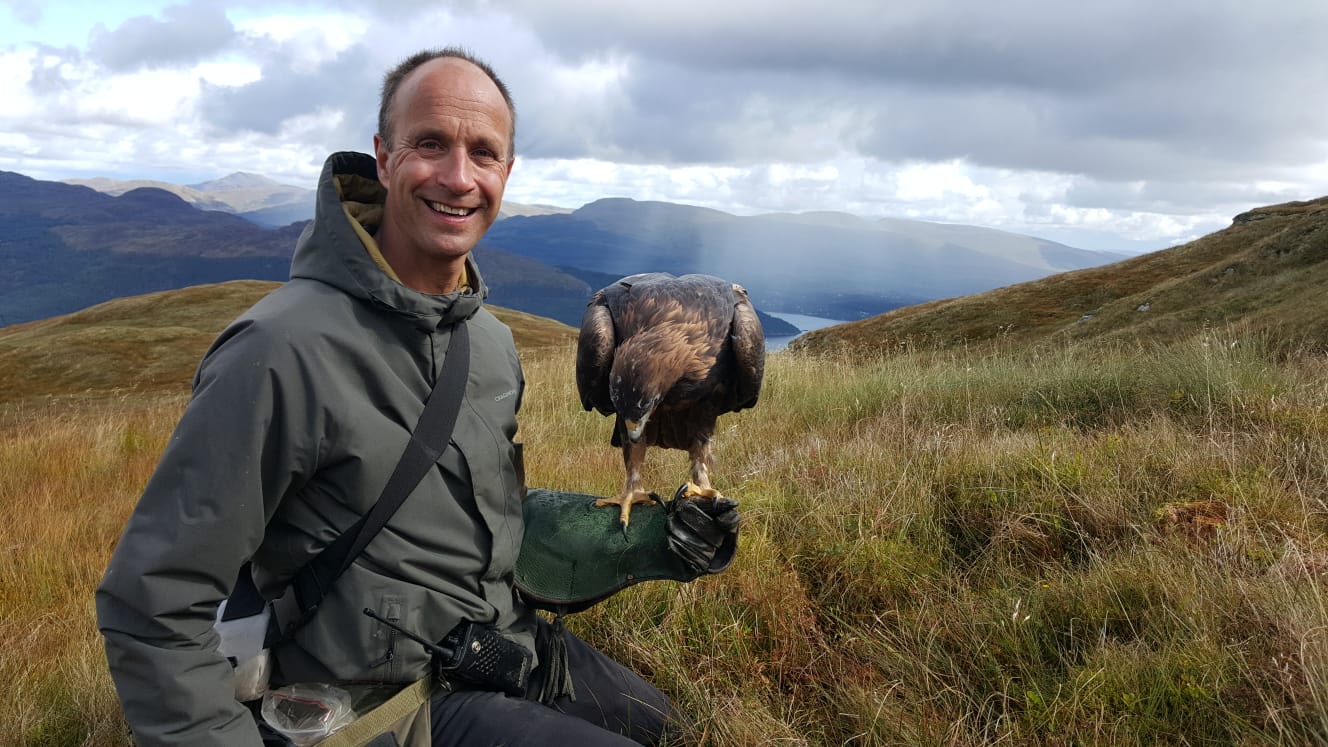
[95,151,537,746]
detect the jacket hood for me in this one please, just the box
[290,151,487,329]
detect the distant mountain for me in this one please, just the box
[481,198,1122,321]
[188,172,290,192]
[499,202,574,220]
[1,171,652,330]
[790,197,1328,356]
[8,169,1116,333]
[184,172,316,227]
[63,175,1116,321]
[63,177,233,211]
[66,172,316,228]
[70,172,573,228]
[0,171,302,325]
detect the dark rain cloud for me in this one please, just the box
[87,0,236,72]
[492,0,1328,184]
[196,45,378,142]
[6,0,1323,245]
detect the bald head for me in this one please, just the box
[378,48,516,161]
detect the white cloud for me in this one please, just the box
[893,161,989,202]
[0,0,1325,255]
[194,60,263,87]
[0,49,39,117]
[231,11,368,71]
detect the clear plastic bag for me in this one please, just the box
[261,684,356,746]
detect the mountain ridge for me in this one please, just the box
[483,197,1121,320]
[790,196,1328,355]
[9,169,1123,330]
[68,172,575,227]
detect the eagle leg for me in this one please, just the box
[681,437,723,500]
[597,439,654,530]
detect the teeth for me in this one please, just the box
[428,201,473,217]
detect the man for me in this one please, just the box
[97,48,731,746]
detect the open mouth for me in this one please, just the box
[427,200,477,217]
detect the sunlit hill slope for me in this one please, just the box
[0,280,577,406]
[791,197,1328,356]
[7,209,1328,743]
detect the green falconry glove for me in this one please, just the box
[514,487,741,614]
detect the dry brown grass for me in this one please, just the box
[0,281,576,409]
[5,295,1328,745]
[0,283,575,745]
[530,337,1328,745]
[1,396,185,745]
[0,281,277,405]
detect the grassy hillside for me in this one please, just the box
[5,261,1328,744]
[792,196,1328,356]
[5,330,1328,745]
[0,280,577,409]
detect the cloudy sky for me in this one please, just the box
[2,0,1326,254]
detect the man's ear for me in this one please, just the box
[373,133,390,186]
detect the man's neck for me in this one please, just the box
[377,234,467,294]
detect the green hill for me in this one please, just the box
[7,227,1328,745]
[0,280,577,405]
[791,196,1328,356]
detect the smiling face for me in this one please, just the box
[373,57,514,294]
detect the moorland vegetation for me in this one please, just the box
[3,197,1327,745]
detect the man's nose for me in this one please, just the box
[435,149,476,192]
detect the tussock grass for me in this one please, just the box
[1,396,186,746]
[5,331,1328,745]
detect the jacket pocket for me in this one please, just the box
[275,566,446,685]
[366,595,404,679]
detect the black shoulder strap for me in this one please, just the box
[226,323,471,636]
[330,321,471,580]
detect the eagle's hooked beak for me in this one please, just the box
[623,417,648,442]
[621,395,659,442]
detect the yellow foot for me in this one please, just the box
[596,491,655,529]
[679,482,722,500]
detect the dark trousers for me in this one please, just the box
[429,618,678,746]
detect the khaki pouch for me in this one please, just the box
[318,678,436,747]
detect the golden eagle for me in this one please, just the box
[576,273,765,528]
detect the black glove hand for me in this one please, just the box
[661,485,740,575]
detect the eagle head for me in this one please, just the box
[611,383,660,443]
[609,356,666,443]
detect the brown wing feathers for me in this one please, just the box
[576,272,766,420]
[728,284,765,410]
[575,291,617,415]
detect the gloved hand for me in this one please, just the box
[659,485,740,575]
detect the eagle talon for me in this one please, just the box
[596,491,655,530]
[678,481,721,501]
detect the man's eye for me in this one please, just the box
[472,148,497,160]
[418,140,444,152]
